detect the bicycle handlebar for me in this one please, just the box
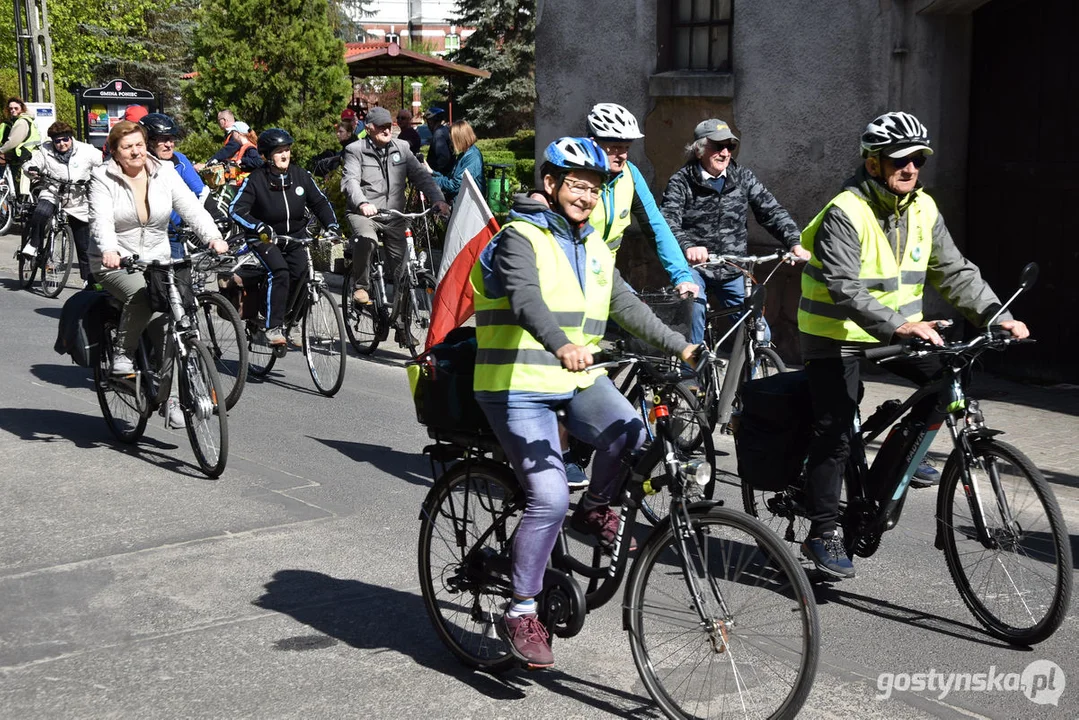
[373,208,438,221]
[864,326,1034,362]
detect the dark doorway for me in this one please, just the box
[967,0,1079,383]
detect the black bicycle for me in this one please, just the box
[242,231,347,397]
[94,254,229,478]
[343,208,438,358]
[693,252,795,438]
[17,176,86,298]
[742,263,1071,645]
[418,349,819,720]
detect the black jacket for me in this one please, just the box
[229,165,338,237]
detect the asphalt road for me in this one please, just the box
[1,251,1076,719]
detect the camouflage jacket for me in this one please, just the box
[660,161,801,279]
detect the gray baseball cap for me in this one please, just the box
[365,106,392,127]
[693,119,739,143]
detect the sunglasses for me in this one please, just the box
[709,141,737,153]
[52,136,73,143]
[889,154,928,169]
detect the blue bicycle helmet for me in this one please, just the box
[541,137,610,179]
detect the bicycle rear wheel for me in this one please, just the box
[179,337,229,478]
[742,482,813,548]
[342,271,381,355]
[303,285,346,396]
[94,321,150,443]
[418,461,522,671]
[938,439,1071,645]
[17,225,37,289]
[41,225,74,298]
[246,322,278,378]
[400,271,435,358]
[0,188,13,236]
[626,505,819,720]
[195,292,248,410]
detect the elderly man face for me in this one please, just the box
[216,110,234,132]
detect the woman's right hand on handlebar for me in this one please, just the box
[102,250,121,270]
[556,343,594,372]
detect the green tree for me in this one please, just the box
[328,0,373,42]
[183,0,352,166]
[449,0,535,136]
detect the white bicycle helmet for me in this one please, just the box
[586,103,645,141]
[860,111,933,158]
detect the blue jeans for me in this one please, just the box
[476,376,646,598]
[689,267,771,346]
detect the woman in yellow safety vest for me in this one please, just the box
[470,137,696,669]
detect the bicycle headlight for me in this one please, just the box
[418,250,428,267]
[680,459,712,487]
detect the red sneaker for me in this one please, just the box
[570,504,636,553]
[497,613,554,669]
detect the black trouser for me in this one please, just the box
[248,240,308,329]
[25,200,92,281]
[803,354,942,536]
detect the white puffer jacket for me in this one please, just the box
[89,155,221,270]
[23,139,101,222]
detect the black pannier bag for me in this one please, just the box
[54,289,113,367]
[407,326,490,432]
[734,370,812,491]
[146,264,198,314]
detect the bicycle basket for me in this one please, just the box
[606,290,693,355]
[406,326,490,432]
[734,370,812,491]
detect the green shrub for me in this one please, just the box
[177,132,224,166]
[0,69,78,136]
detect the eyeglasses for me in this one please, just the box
[371,124,393,133]
[563,179,603,198]
[599,142,631,156]
[52,136,73,144]
[890,154,928,169]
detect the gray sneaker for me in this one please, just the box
[265,327,287,346]
[111,353,135,376]
[160,396,185,429]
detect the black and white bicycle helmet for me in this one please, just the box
[860,111,933,157]
[586,103,645,141]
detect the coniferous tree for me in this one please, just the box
[183,0,352,165]
[449,0,535,136]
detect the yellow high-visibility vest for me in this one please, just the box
[798,189,937,343]
[588,169,635,252]
[472,220,614,393]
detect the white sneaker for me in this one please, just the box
[111,353,135,375]
[160,396,185,429]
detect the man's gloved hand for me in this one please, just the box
[253,223,275,243]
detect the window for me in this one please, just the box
[386,32,400,45]
[444,33,460,52]
[659,0,733,72]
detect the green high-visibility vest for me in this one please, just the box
[798,189,937,343]
[471,220,615,394]
[588,168,635,252]
[11,113,40,160]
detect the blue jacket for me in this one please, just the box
[609,161,693,286]
[433,145,487,202]
[169,151,205,233]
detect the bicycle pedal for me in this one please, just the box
[272,345,288,358]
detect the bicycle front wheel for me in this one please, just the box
[400,272,435,358]
[0,189,13,236]
[41,224,74,298]
[747,346,785,379]
[342,271,381,355]
[302,285,346,396]
[179,337,229,478]
[626,505,819,720]
[418,461,522,671]
[938,438,1071,645]
[195,292,248,410]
